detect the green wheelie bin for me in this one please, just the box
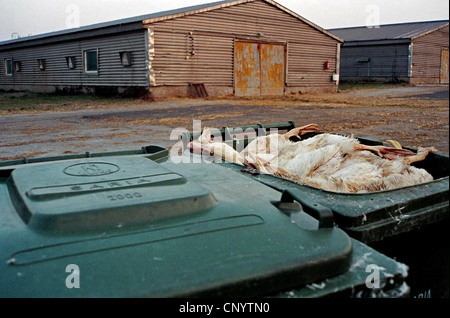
[182,122,449,298]
[0,145,408,298]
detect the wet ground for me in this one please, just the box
[0,85,448,161]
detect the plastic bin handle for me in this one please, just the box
[279,188,335,229]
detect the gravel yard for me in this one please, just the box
[0,84,448,161]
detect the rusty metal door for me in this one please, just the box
[260,43,285,96]
[234,42,285,96]
[440,47,449,84]
[234,42,261,96]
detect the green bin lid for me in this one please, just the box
[0,156,353,297]
[7,156,216,231]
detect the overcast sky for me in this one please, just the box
[0,0,448,42]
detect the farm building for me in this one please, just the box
[0,0,342,98]
[329,20,449,84]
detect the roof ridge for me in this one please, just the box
[329,19,449,31]
[0,0,235,46]
[328,20,448,42]
[1,0,343,47]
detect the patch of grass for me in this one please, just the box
[0,91,137,113]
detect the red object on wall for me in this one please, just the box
[325,60,330,70]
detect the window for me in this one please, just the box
[66,56,76,69]
[84,49,98,73]
[37,59,46,71]
[120,51,131,66]
[4,59,12,76]
[14,61,21,72]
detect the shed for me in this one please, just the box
[0,0,343,98]
[329,20,449,84]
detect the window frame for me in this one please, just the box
[120,51,132,67]
[13,61,22,72]
[66,56,76,69]
[84,49,99,74]
[37,59,46,71]
[4,59,13,76]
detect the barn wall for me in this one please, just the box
[411,25,449,84]
[339,43,410,82]
[0,30,149,92]
[146,0,340,97]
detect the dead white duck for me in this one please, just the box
[188,124,319,167]
[189,124,437,193]
[189,127,244,165]
[279,133,436,193]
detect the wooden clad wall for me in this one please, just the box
[0,30,148,89]
[411,25,449,84]
[147,0,339,94]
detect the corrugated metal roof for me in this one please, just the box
[0,0,233,46]
[0,0,341,49]
[329,20,449,42]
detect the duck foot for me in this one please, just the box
[284,124,320,141]
[354,144,416,160]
